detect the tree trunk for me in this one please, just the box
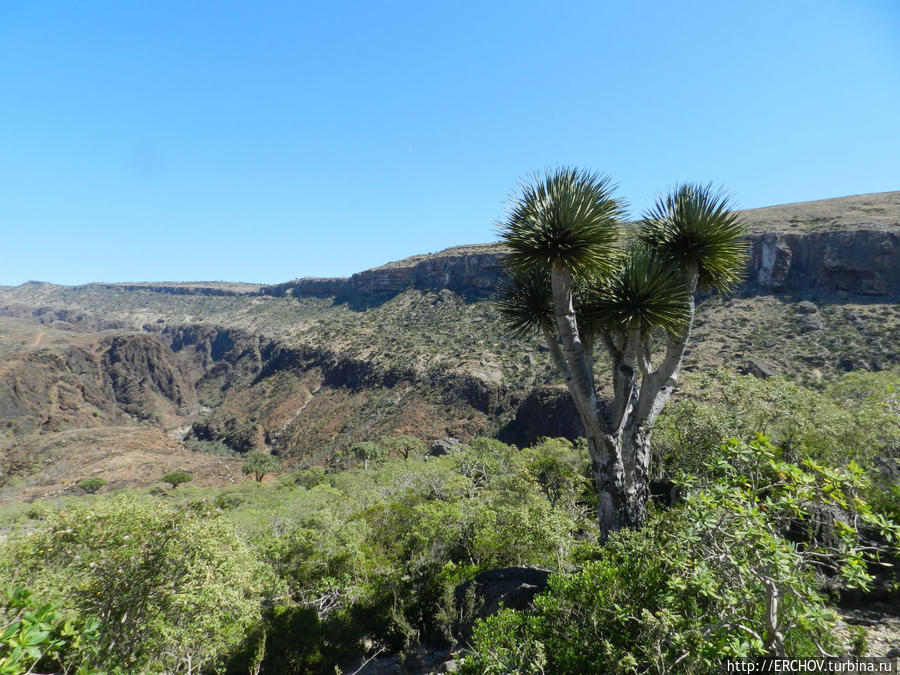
[763,579,785,656]
[548,260,632,539]
[621,425,652,529]
[542,260,698,539]
[549,261,603,426]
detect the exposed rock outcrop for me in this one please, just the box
[87,282,261,296]
[259,277,348,298]
[101,334,197,421]
[266,226,899,304]
[453,567,551,644]
[747,229,899,295]
[501,386,583,447]
[0,334,197,432]
[740,358,781,379]
[0,303,128,331]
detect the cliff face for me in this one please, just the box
[0,333,196,433]
[349,249,506,297]
[748,228,899,295]
[259,247,506,299]
[268,226,899,302]
[264,192,900,301]
[158,325,509,457]
[101,334,198,420]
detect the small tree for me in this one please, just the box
[523,439,585,509]
[349,441,385,470]
[499,169,748,539]
[381,435,425,462]
[242,452,280,482]
[161,471,192,489]
[76,477,107,494]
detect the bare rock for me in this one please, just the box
[756,234,793,291]
[740,358,780,379]
[429,438,461,456]
[453,567,550,644]
[500,386,583,447]
[800,314,824,332]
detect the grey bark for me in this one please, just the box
[539,261,700,540]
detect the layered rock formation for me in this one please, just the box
[265,192,900,302]
[260,244,506,300]
[748,228,899,295]
[0,332,196,433]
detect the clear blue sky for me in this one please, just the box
[2,1,898,285]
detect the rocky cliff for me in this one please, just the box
[259,244,506,300]
[265,192,900,302]
[747,228,898,295]
[0,331,197,434]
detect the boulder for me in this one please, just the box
[799,314,824,332]
[740,358,780,379]
[429,438,461,456]
[453,567,550,644]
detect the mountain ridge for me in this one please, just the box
[1,189,898,501]
[9,191,899,296]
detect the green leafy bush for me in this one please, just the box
[75,477,106,494]
[186,439,241,458]
[243,452,281,482]
[0,498,277,673]
[161,470,192,489]
[380,435,426,461]
[461,436,899,673]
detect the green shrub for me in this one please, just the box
[75,477,107,494]
[243,452,281,482]
[294,466,326,489]
[0,498,277,673]
[347,441,386,470]
[461,437,899,673]
[186,439,241,458]
[161,471,192,489]
[380,435,426,461]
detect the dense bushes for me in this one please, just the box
[0,369,896,672]
[461,436,899,673]
[654,369,900,475]
[0,498,276,673]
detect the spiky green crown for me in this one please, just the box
[582,245,691,335]
[497,268,554,337]
[500,167,627,275]
[498,268,599,337]
[639,183,749,292]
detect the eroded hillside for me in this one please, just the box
[1,191,898,500]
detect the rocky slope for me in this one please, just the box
[0,191,898,498]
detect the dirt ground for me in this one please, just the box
[0,425,245,504]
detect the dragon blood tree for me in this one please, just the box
[498,168,748,539]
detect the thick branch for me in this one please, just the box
[540,323,573,385]
[633,268,698,429]
[609,322,642,434]
[550,260,607,435]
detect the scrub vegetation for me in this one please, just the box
[1,368,897,673]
